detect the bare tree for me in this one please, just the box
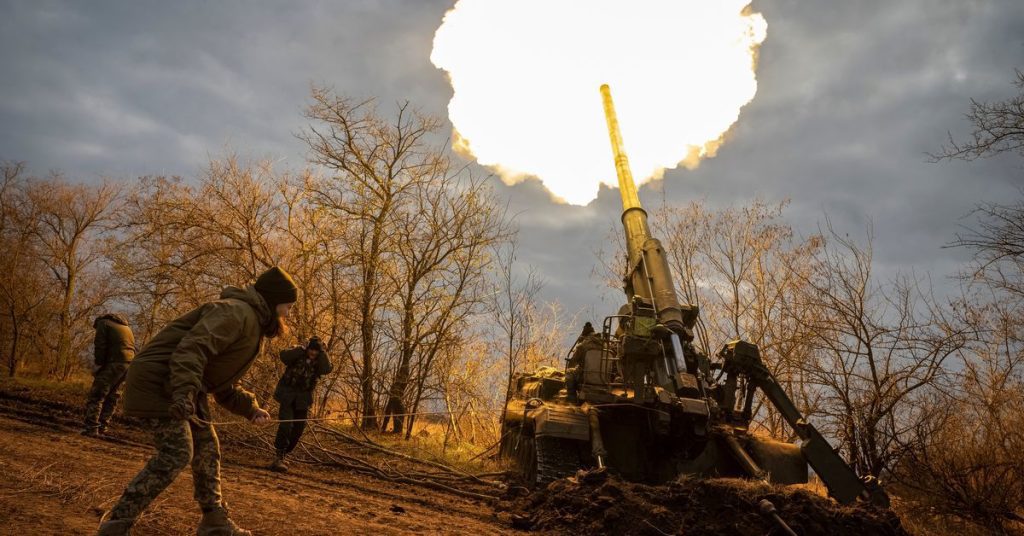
[490,241,545,410]
[115,157,293,338]
[930,69,1024,162]
[379,174,511,436]
[193,156,288,280]
[432,336,503,448]
[112,175,194,341]
[0,162,51,376]
[28,176,121,378]
[793,223,968,477]
[110,144,517,435]
[903,67,1024,530]
[301,87,450,429]
[949,199,1024,301]
[114,156,321,406]
[899,298,1024,532]
[277,170,358,418]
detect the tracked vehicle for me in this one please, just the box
[499,85,888,506]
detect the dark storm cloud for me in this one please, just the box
[1,0,1022,326]
[0,0,453,177]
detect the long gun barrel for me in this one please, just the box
[601,84,650,268]
[600,84,693,340]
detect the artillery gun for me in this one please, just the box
[499,85,888,506]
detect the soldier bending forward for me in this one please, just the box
[83,313,136,436]
[97,267,298,536]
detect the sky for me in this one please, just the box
[1,0,1023,329]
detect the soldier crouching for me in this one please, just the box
[97,266,298,536]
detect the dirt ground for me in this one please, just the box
[0,384,510,536]
[500,470,907,536]
[0,379,917,536]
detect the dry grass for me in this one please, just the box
[788,474,829,498]
[885,481,1024,536]
[366,421,504,475]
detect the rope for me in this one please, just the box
[197,399,665,427]
[197,400,671,426]
[195,407,507,427]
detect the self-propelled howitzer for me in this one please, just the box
[499,85,888,507]
[600,83,701,395]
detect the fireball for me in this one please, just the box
[431,0,767,205]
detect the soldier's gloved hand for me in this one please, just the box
[249,407,271,424]
[168,393,196,420]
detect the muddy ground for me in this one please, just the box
[500,471,907,536]
[0,380,910,535]
[0,381,509,535]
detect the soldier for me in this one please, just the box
[268,336,333,472]
[565,322,601,402]
[83,313,136,437]
[97,266,298,536]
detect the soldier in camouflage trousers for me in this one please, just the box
[83,314,136,436]
[106,396,223,521]
[97,267,298,536]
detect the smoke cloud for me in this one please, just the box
[431,0,767,205]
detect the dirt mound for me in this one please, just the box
[500,471,907,535]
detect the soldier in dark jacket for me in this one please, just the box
[565,322,600,403]
[83,313,136,436]
[97,266,298,536]
[269,336,332,472]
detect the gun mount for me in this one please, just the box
[499,85,888,507]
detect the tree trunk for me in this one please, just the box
[56,266,76,380]
[382,391,407,435]
[360,282,376,430]
[359,320,377,430]
[404,376,428,440]
[382,357,412,434]
[359,206,389,430]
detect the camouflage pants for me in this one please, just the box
[107,396,222,521]
[83,362,129,431]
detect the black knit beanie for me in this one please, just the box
[254,266,298,308]
[307,337,323,351]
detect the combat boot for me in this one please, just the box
[197,505,252,536]
[269,453,289,473]
[81,427,100,438]
[96,518,134,535]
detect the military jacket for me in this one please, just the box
[274,346,332,410]
[122,286,270,419]
[94,314,136,365]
